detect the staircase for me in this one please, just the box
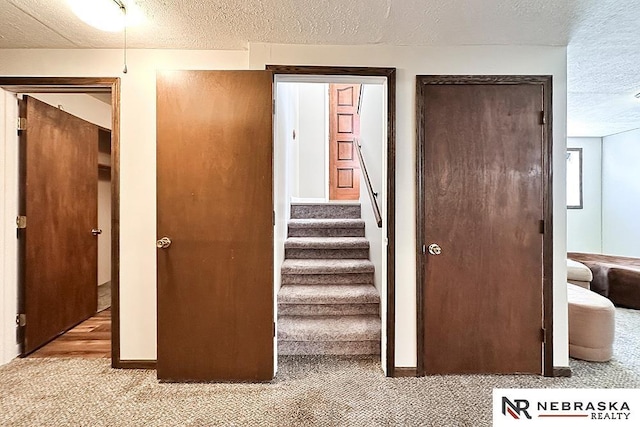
[278,203,381,355]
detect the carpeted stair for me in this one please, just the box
[278,203,381,355]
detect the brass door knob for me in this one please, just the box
[428,243,442,255]
[156,237,172,249]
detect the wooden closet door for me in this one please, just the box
[156,70,274,382]
[20,95,98,355]
[417,78,548,375]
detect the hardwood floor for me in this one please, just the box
[29,309,111,358]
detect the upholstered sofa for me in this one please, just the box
[567,283,615,362]
[567,258,593,289]
[568,253,640,310]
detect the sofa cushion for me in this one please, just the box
[567,259,593,282]
[567,283,615,362]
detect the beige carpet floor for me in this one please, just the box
[0,307,638,426]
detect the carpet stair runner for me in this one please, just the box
[278,203,381,355]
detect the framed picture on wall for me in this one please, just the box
[567,148,583,209]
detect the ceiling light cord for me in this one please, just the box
[113,0,128,73]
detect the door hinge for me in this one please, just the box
[16,314,26,327]
[272,99,276,115]
[17,117,27,131]
[273,321,276,337]
[273,210,276,226]
[540,111,546,125]
[422,244,426,254]
[16,215,27,229]
[539,220,545,234]
[541,327,546,343]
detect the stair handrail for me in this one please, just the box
[355,139,382,228]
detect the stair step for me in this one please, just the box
[281,259,374,275]
[288,219,365,229]
[284,237,370,259]
[278,315,381,342]
[284,237,369,249]
[278,284,379,305]
[288,219,365,238]
[278,283,380,315]
[278,303,379,316]
[278,340,380,355]
[281,273,374,285]
[291,203,361,219]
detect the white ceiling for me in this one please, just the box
[1,0,639,137]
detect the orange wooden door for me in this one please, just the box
[19,96,98,355]
[418,79,546,375]
[156,71,274,382]
[329,84,362,200]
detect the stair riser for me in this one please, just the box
[285,248,370,259]
[278,340,380,355]
[291,204,361,219]
[281,273,374,285]
[278,304,379,316]
[288,228,365,238]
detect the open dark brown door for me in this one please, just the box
[19,95,98,355]
[417,77,551,375]
[156,71,274,382]
[329,84,361,200]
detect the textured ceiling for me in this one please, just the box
[0,0,638,137]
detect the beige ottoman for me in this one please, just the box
[568,259,593,289]
[568,283,615,362]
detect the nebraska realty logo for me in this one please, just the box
[493,389,637,426]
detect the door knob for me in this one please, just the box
[156,237,172,249]
[428,243,442,255]
[91,228,102,236]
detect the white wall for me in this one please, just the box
[296,83,328,199]
[97,171,112,286]
[359,84,385,295]
[602,128,640,257]
[1,45,568,368]
[566,137,602,253]
[249,43,569,368]
[0,89,19,365]
[358,83,387,369]
[26,93,111,130]
[273,81,299,374]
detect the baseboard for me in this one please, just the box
[113,359,157,369]
[393,367,418,377]
[553,366,572,377]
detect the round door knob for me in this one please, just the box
[156,237,172,249]
[91,228,103,236]
[428,243,442,255]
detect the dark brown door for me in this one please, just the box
[156,71,274,382]
[19,95,98,355]
[329,84,361,200]
[417,78,548,375]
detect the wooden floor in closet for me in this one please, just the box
[29,309,111,358]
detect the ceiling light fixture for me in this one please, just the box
[67,0,144,32]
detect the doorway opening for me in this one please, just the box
[0,78,120,366]
[270,67,396,376]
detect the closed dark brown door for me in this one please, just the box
[417,77,549,375]
[156,71,273,382]
[329,84,361,200]
[19,95,98,355]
